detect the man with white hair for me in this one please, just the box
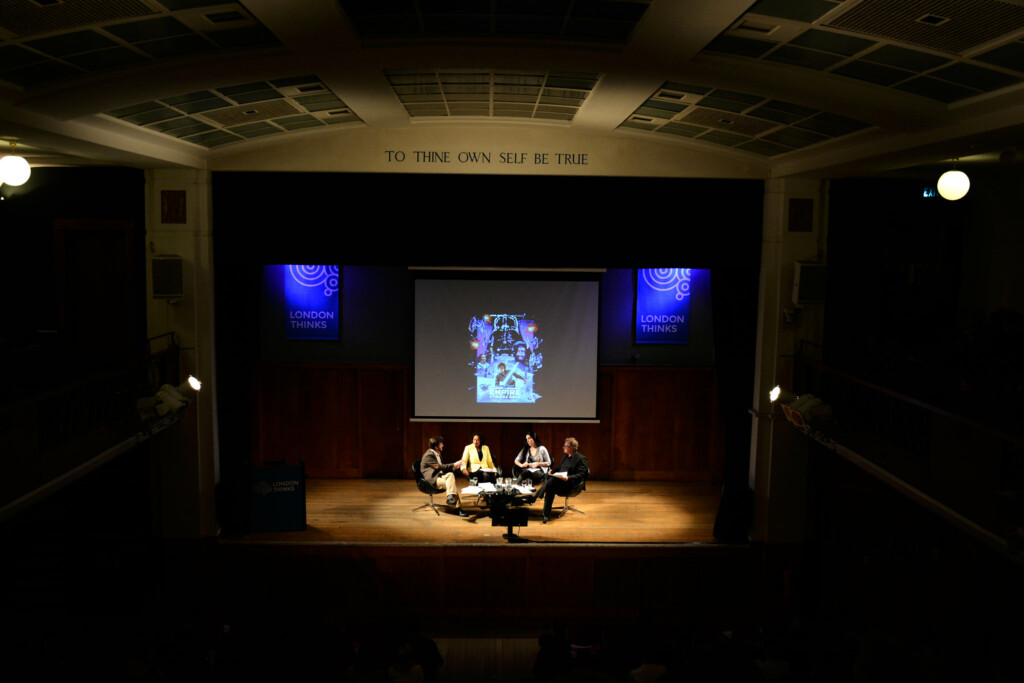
[528,436,588,523]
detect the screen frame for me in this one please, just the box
[411,268,603,423]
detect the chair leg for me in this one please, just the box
[560,499,585,516]
[413,494,441,515]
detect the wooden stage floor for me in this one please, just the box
[233,479,725,546]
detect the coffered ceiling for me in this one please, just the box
[2,0,1024,177]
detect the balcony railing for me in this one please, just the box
[793,352,1024,550]
[0,337,181,515]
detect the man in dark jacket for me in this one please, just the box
[529,436,588,523]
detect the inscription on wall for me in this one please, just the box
[385,150,589,166]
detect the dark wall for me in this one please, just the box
[213,172,761,368]
[826,176,1023,429]
[0,167,147,393]
[212,172,763,269]
[827,178,968,384]
[259,265,413,364]
[0,166,150,544]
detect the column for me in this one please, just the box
[749,177,828,544]
[144,169,218,538]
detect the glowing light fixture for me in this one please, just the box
[768,386,831,428]
[937,159,970,201]
[0,142,31,187]
[769,385,796,403]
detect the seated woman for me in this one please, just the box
[514,432,551,486]
[461,432,497,484]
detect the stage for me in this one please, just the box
[216,479,751,627]
[230,479,725,545]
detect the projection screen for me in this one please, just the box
[414,277,599,420]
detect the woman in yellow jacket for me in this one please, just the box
[461,432,498,484]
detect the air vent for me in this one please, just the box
[0,0,155,37]
[655,89,685,101]
[682,107,778,136]
[653,88,703,105]
[206,11,246,23]
[198,100,299,126]
[826,0,1024,55]
[735,19,779,36]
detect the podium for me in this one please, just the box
[251,463,306,532]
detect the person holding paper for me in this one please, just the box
[514,432,551,485]
[527,437,588,523]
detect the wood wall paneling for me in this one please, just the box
[359,367,409,478]
[257,365,361,476]
[257,365,723,483]
[610,368,717,480]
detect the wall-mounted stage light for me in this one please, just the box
[785,394,825,428]
[0,142,31,187]
[769,386,831,429]
[769,385,796,404]
[937,159,970,201]
[138,375,202,421]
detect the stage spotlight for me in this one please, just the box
[769,385,797,403]
[770,388,832,429]
[154,384,188,416]
[786,394,820,427]
[137,375,203,422]
[785,394,831,428]
[157,374,203,415]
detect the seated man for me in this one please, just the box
[528,437,588,523]
[420,436,468,517]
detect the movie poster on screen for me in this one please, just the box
[468,313,543,403]
[635,268,691,344]
[285,265,340,340]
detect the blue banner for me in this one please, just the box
[635,268,694,344]
[285,265,340,340]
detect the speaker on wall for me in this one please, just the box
[153,255,183,299]
[792,261,826,305]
